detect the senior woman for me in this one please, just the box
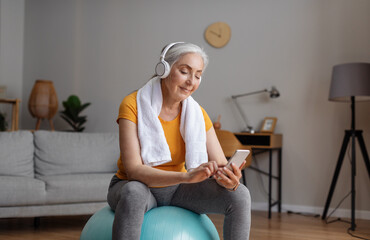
[107,42,251,240]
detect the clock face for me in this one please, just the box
[204,22,231,48]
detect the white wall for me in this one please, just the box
[0,0,24,116]
[22,0,370,216]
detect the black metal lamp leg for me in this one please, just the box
[322,131,351,220]
[356,131,370,178]
[323,97,369,231]
[351,131,356,231]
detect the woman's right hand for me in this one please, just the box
[185,161,218,183]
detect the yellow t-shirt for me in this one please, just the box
[115,91,213,180]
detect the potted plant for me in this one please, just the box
[0,112,7,131]
[60,95,90,132]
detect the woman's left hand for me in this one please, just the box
[213,162,245,190]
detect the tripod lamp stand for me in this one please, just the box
[322,62,370,231]
[231,86,280,133]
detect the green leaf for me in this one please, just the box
[77,103,91,115]
[59,95,90,132]
[68,95,81,108]
[77,118,87,127]
[62,101,68,109]
[60,115,76,130]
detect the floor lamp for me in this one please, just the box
[231,86,280,133]
[322,62,370,231]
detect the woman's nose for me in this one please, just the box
[186,74,195,85]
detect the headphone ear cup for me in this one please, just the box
[156,60,170,78]
[155,61,166,77]
[161,60,171,78]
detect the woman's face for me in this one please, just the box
[162,53,204,103]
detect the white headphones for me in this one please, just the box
[155,42,184,79]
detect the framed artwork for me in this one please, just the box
[260,117,277,133]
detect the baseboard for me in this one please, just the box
[251,202,370,220]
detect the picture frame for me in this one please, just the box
[260,117,277,133]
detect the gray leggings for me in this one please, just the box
[107,175,251,240]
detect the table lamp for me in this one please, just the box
[231,86,280,133]
[322,62,370,231]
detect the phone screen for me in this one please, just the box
[218,150,250,179]
[226,150,250,170]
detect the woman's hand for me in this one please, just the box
[185,161,218,183]
[213,161,245,190]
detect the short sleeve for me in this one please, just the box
[200,106,213,131]
[116,91,138,124]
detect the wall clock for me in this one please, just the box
[204,22,231,48]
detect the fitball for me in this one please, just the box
[80,206,220,240]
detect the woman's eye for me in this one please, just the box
[180,70,188,74]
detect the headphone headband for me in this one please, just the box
[159,42,185,60]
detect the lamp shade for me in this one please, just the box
[329,62,370,102]
[269,86,280,98]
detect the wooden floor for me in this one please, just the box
[209,211,370,240]
[0,211,369,240]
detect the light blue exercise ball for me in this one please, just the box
[80,206,220,240]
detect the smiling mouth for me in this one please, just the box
[180,87,191,93]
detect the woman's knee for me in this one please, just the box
[120,181,151,202]
[227,184,251,212]
[238,184,251,207]
[121,181,158,211]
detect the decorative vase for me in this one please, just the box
[213,115,222,130]
[28,80,58,130]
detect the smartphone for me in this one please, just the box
[225,149,250,170]
[218,149,250,179]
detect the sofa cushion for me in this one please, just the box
[37,173,112,204]
[0,176,45,206]
[0,131,34,178]
[34,131,119,176]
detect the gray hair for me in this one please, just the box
[163,42,209,71]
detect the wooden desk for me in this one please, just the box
[216,130,283,218]
[234,132,282,149]
[0,98,21,131]
[236,132,282,218]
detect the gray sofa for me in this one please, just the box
[0,130,119,218]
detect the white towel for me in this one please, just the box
[137,77,208,169]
